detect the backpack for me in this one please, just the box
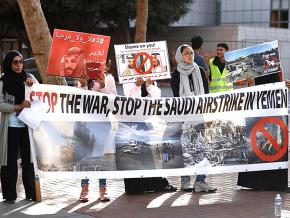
[124,177,169,194]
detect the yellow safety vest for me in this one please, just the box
[209,58,233,93]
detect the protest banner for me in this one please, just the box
[22,82,288,179]
[225,41,281,82]
[47,29,110,79]
[114,41,171,83]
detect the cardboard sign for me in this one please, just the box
[47,29,110,79]
[114,41,171,83]
[225,41,281,82]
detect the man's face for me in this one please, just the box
[127,59,134,69]
[152,56,159,67]
[64,55,77,75]
[216,46,227,59]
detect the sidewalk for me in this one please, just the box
[1,173,290,218]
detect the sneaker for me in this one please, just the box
[193,181,217,192]
[181,177,192,192]
[79,178,89,202]
[99,186,110,202]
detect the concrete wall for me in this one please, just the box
[220,0,271,27]
[173,0,218,26]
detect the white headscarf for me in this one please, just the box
[175,44,205,96]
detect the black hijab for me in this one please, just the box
[141,83,148,97]
[2,50,27,104]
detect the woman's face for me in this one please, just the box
[181,47,194,64]
[11,56,23,73]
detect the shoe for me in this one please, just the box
[26,196,36,201]
[99,186,110,202]
[283,187,290,193]
[3,200,15,204]
[79,178,89,202]
[164,185,177,192]
[181,177,192,192]
[193,181,217,192]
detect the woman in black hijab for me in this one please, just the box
[0,50,35,203]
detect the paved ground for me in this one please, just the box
[1,172,290,218]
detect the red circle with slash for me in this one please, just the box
[250,117,288,162]
[133,52,154,75]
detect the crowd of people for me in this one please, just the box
[1,36,290,205]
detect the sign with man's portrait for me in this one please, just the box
[47,29,110,79]
[114,41,171,83]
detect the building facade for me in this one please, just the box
[170,0,290,79]
[175,0,290,29]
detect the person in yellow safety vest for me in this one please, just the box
[208,43,233,93]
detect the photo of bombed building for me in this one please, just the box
[115,122,184,170]
[181,120,249,167]
[225,41,280,82]
[35,121,116,172]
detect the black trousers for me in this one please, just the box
[1,127,35,200]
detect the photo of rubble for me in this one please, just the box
[34,121,116,172]
[181,120,249,167]
[225,41,280,83]
[246,116,288,164]
[115,122,184,170]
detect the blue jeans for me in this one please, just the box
[99,179,106,187]
[181,175,206,184]
[195,175,206,182]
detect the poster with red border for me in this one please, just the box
[114,41,171,83]
[47,29,110,79]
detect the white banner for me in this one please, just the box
[23,82,288,179]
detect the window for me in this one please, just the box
[270,0,289,28]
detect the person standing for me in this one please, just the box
[78,63,117,202]
[122,78,177,194]
[170,44,217,192]
[0,50,36,203]
[191,36,209,93]
[208,43,233,93]
[237,73,289,191]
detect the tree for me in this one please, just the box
[98,0,193,42]
[0,0,193,81]
[17,0,52,84]
[1,0,193,43]
[134,0,148,43]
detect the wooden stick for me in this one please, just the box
[28,128,42,202]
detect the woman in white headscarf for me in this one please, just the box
[171,44,204,97]
[170,44,216,193]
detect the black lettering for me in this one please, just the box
[112,97,119,115]
[83,95,95,113]
[100,96,108,114]
[164,98,171,115]
[222,94,231,112]
[60,93,66,113]
[66,94,75,113]
[133,98,142,115]
[196,97,203,114]
[74,94,81,113]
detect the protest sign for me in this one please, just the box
[225,41,281,82]
[47,29,110,79]
[114,41,171,83]
[23,82,288,179]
